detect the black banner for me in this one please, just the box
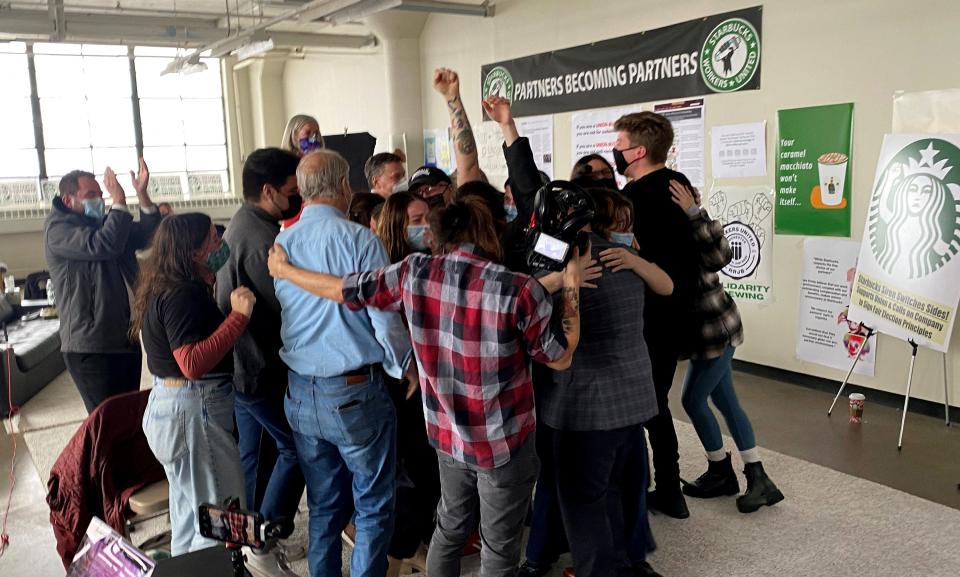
[480,6,762,118]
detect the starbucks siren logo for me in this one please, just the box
[482,66,514,101]
[722,221,761,279]
[868,139,960,279]
[700,17,760,93]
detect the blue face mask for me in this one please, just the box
[82,198,106,221]
[298,135,322,155]
[206,241,231,274]
[504,204,519,223]
[406,224,430,251]
[609,231,635,247]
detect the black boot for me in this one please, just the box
[736,461,784,513]
[648,487,689,519]
[681,454,740,499]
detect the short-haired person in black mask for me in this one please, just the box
[570,154,618,191]
[215,147,306,573]
[613,111,700,520]
[408,165,454,210]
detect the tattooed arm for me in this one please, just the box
[545,249,583,371]
[433,68,482,186]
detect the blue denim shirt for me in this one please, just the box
[275,203,412,379]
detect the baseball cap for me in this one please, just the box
[408,166,452,193]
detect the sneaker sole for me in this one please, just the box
[737,490,785,514]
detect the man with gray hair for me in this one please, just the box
[364,152,406,198]
[273,149,416,577]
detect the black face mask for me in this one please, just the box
[612,146,640,176]
[425,194,446,209]
[277,193,303,220]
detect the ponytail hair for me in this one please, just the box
[429,196,503,262]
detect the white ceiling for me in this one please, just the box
[0,0,492,48]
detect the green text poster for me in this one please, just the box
[775,103,853,236]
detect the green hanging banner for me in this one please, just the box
[775,103,854,236]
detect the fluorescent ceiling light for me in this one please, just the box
[234,37,275,61]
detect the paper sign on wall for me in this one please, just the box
[707,185,773,303]
[654,99,705,187]
[797,238,876,376]
[775,103,854,237]
[477,121,509,183]
[517,115,555,179]
[848,133,960,353]
[712,122,766,178]
[423,128,455,174]
[571,106,640,188]
[893,89,960,134]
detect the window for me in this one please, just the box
[35,43,137,183]
[0,42,230,210]
[0,42,41,209]
[136,47,228,200]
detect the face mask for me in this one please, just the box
[298,135,322,155]
[609,231,635,247]
[505,204,519,222]
[206,241,231,275]
[612,146,640,176]
[392,180,409,194]
[82,198,106,221]
[425,194,445,209]
[276,193,303,221]
[406,224,430,251]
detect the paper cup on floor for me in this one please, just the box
[849,393,866,423]
[818,152,848,207]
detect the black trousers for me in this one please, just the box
[63,350,142,413]
[642,344,681,490]
[554,424,648,577]
[389,382,441,559]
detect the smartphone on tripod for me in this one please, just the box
[198,503,265,549]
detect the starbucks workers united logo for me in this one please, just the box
[700,17,760,93]
[868,139,960,279]
[482,66,514,101]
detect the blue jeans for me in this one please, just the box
[681,346,757,453]
[235,389,305,534]
[142,375,246,556]
[285,368,397,577]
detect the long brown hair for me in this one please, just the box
[129,213,212,340]
[377,191,422,264]
[429,196,503,263]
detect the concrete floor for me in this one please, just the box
[0,365,958,576]
[668,363,960,510]
[0,425,64,576]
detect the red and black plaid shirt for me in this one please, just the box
[342,244,565,468]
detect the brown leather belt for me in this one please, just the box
[342,364,378,385]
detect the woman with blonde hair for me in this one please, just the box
[280,114,322,228]
[281,114,324,157]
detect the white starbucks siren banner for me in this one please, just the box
[706,185,774,303]
[848,134,960,352]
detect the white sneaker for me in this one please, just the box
[243,546,299,577]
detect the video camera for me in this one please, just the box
[526,180,595,272]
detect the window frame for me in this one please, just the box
[0,42,230,209]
